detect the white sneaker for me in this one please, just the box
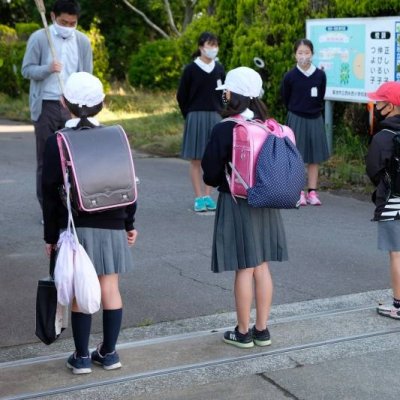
[377,303,400,319]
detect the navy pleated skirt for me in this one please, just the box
[211,192,288,272]
[287,111,330,164]
[181,111,221,160]
[378,220,400,251]
[76,227,134,276]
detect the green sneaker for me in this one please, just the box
[203,196,216,211]
[194,197,207,212]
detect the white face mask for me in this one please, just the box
[202,47,219,60]
[53,21,76,39]
[297,56,312,67]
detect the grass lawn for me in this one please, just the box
[0,86,184,157]
[0,86,371,192]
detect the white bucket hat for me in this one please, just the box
[215,66,262,98]
[63,72,105,107]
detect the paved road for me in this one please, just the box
[0,120,388,348]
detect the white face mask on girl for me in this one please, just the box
[297,56,312,67]
[53,21,76,39]
[202,47,219,60]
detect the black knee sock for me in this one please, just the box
[71,312,92,357]
[101,308,123,355]
[393,298,400,308]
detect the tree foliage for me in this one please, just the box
[128,38,182,90]
[0,24,28,96]
[83,18,110,91]
[1,0,400,120]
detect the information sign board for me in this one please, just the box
[306,17,400,102]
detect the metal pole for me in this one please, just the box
[324,100,334,155]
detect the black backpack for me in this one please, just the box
[57,124,137,213]
[387,130,400,197]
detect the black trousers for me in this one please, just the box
[34,100,70,209]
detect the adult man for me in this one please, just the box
[366,81,400,320]
[22,0,92,212]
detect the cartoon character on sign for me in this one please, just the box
[340,63,350,84]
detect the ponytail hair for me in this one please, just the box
[221,93,268,121]
[249,97,268,121]
[64,97,103,129]
[220,92,250,118]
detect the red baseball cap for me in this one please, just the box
[367,81,400,105]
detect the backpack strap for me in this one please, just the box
[382,129,400,136]
[221,116,244,124]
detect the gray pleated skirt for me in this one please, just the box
[76,227,134,276]
[378,220,400,251]
[181,111,221,160]
[287,111,330,164]
[211,192,288,272]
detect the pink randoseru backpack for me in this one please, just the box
[225,116,296,198]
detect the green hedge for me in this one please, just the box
[0,24,26,96]
[128,39,182,90]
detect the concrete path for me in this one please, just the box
[1,290,399,399]
[1,119,399,399]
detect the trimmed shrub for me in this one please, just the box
[0,24,24,96]
[15,22,40,41]
[128,39,182,90]
[0,24,17,43]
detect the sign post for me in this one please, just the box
[306,17,400,147]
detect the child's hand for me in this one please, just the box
[45,243,57,257]
[127,229,138,246]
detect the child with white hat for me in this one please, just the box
[42,72,138,374]
[202,67,288,348]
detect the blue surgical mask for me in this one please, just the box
[53,21,76,39]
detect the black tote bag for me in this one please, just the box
[35,250,67,345]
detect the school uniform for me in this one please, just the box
[202,116,288,272]
[177,59,225,160]
[366,115,400,251]
[42,118,135,276]
[281,65,329,163]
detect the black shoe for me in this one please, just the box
[252,325,271,347]
[223,326,254,348]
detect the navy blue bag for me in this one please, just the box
[247,134,306,209]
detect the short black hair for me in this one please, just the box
[64,97,103,128]
[64,97,103,117]
[192,31,219,58]
[52,0,81,17]
[294,38,314,54]
[198,31,219,47]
